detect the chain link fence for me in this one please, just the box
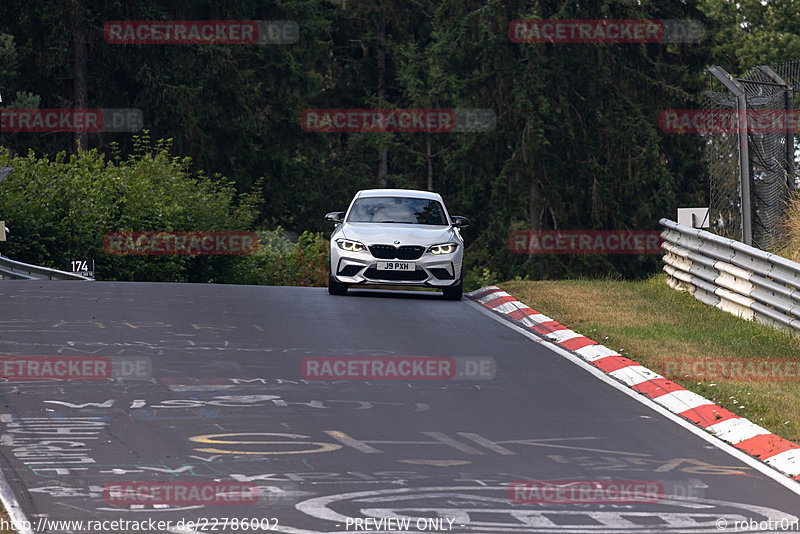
[705,62,797,250]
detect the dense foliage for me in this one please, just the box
[0,0,791,283]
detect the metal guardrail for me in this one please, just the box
[660,218,800,334]
[0,255,93,281]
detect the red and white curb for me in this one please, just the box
[468,285,800,481]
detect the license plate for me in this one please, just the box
[377,262,415,271]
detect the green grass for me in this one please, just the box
[501,274,800,442]
[0,509,13,534]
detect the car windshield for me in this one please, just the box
[347,197,448,225]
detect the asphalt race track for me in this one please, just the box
[0,281,798,533]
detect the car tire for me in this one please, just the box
[328,272,349,296]
[442,277,462,301]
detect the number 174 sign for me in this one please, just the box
[68,260,95,278]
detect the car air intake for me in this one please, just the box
[368,244,425,260]
[338,265,363,277]
[364,267,428,281]
[430,268,454,280]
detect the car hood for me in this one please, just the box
[342,223,457,245]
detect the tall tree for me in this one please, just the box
[72,0,88,151]
[700,0,800,72]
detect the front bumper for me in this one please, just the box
[331,247,462,287]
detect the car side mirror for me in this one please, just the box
[451,216,469,228]
[325,211,345,223]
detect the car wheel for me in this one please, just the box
[442,277,462,301]
[328,272,349,296]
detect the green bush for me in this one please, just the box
[0,135,261,282]
[233,228,329,287]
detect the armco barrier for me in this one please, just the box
[0,255,93,281]
[660,218,800,333]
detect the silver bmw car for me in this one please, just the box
[326,189,469,300]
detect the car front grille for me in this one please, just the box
[368,245,396,259]
[368,244,425,260]
[363,267,428,281]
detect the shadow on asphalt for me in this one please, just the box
[340,287,451,300]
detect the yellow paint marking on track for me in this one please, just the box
[189,433,342,455]
[52,320,105,328]
[397,460,472,466]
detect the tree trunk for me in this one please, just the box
[529,179,541,231]
[72,0,88,152]
[426,134,433,191]
[376,4,387,187]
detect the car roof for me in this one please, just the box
[355,188,443,201]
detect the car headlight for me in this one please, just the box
[428,243,458,255]
[336,239,366,252]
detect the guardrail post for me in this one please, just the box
[709,66,753,246]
